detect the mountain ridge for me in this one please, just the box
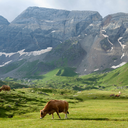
[0,7,128,78]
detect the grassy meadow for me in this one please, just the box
[2,63,128,91]
[1,88,128,128]
[1,63,128,127]
[16,63,128,90]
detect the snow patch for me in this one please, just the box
[111,47,113,51]
[107,38,113,46]
[45,20,54,23]
[101,30,113,46]
[102,34,108,38]
[51,30,56,33]
[111,62,126,69]
[21,47,52,56]
[0,60,12,67]
[101,30,106,33]
[118,37,126,50]
[31,47,52,56]
[0,48,52,67]
[94,69,99,71]
[0,47,52,58]
[18,47,52,56]
[89,24,93,26]
[0,52,15,57]
[121,53,125,59]
[18,49,26,56]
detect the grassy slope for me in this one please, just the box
[0,88,76,118]
[0,79,29,89]
[32,67,79,89]
[1,64,128,127]
[32,63,128,90]
[75,63,128,89]
[1,100,128,128]
[1,88,128,118]
[0,60,25,74]
[1,89,128,128]
[2,63,128,90]
[56,67,77,77]
[98,63,128,86]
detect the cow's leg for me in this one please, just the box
[52,113,54,119]
[56,111,61,119]
[65,113,67,119]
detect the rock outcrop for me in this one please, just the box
[76,13,128,74]
[0,16,9,26]
[0,7,102,53]
[1,7,128,78]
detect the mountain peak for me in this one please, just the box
[12,7,102,24]
[1,7,128,78]
[0,15,9,25]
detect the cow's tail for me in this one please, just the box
[67,111,69,114]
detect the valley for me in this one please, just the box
[1,88,128,128]
[1,6,128,128]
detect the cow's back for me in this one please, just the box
[1,85,10,91]
[40,100,69,119]
[46,100,68,112]
[54,100,68,112]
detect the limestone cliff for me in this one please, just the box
[0,7,102,53]
[1,7,128,78]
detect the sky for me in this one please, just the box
[0,0,128,22]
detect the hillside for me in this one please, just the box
[1,87,128,118]
[2,62,128,91]
[97,63,128,87]
[0,7,102,53]
[0,7,128,78]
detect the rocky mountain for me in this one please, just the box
[0,16,9,25]
[0,7,128,78]
[0,7,102,53]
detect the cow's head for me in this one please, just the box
[40,110,47,119]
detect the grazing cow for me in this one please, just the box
[115,94,120,97]
[119,91,121,94]
[110,94,115,97]
[0,85,11,92]
[40,100,69,119]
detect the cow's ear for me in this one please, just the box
[40,110,43,113]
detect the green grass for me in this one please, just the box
[33,62,128,90]
[2,62,128,91]
[56,67,77,77]
[0,60,25,74]
[97,63,128,87]
[1,98,128,128]
[1,63,128,127]
[0,88,76,118]
[1,88,128,127]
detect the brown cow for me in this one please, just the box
[40,100,69,119]
[0,85,11,92]
[110,94,115,97]
[115,94,120,97]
